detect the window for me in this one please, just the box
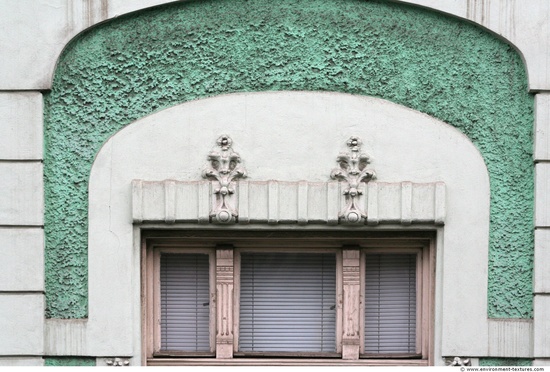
[364,253,417,355]
[237,252,337,355]
[143,231,434,366]
[147,248,216,357]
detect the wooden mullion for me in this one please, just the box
[141,237,152,364]
[427,237,436,366]
[342,247,361,359]
[233,251,241,354]
[215,246,234,358]
[335,250,343,354]
[416,250,423,356]
[152,248,161,354]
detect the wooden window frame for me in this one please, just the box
[142,231,434,366]
[360,242,433,361]
[145,244,217,358]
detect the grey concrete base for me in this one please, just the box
[0,357,44,366]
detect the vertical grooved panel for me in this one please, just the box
[298,181,308,225]
[307,182,327,222]
[175,182,199,221]
[488,319,533,357]
[142,182,164,222]
[268,181,278,224]
[248,182,268,223]
[327,181,339,225]
[434,183,446,225]
[198,181,210,224]
[367,182,379,225]
[45,319,87,355]
[132,180,143,223]
[238,181,249,224]
[278,182,298,223]
[164,180,176,224]
[400,182,413,225]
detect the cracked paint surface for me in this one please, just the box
[44,0,534,318]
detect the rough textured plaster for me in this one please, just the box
[479,358,532,366]
[44,0,534,318]
[44,357,96,366]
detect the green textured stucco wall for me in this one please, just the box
[44,0,534,318]
[479,358,533,367]
[44,357,96,366]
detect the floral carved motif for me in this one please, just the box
[104,358,130,366]
[202,135,247,224]
[331,136,376,224]
[446,357,472,366]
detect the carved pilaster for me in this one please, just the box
[216,247,234,358]
[342,248,361,359]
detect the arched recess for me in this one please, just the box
[86,91,489,364]
[43,0,533,324]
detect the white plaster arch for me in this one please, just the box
[86,91,490,365]
[1,0,547,90]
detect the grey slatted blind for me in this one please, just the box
[239,252,336,353]
[160,254,210,352]
[364,254,417,354]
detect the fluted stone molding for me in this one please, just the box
[202,135,247,224]
[331,136,376,224]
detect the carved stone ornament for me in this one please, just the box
[330,136,376,224]
[202,135,247,224]
[104,358,130,366]
[446,357,472,367]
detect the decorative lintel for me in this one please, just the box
[132,135,445,226]
[132,179,445,225]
